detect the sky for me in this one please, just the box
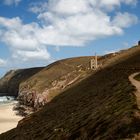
[0,0,140,77]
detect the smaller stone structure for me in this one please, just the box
[138,41,140,46]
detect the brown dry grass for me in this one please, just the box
[1,46,140,140]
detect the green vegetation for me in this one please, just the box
[0,46,140,139]
[134,74,140,81]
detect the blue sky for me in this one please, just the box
[0,0,140,77]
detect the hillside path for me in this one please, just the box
[129,72,140,109]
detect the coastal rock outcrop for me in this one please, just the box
[18,71,86,110]
[0,57,96,115]
[1,46,140,139]
[0,53,126,112]
[17,57,94,111]
[0,57,96,113]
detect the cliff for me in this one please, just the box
[0,67,43,96]
[0,47,138,111]
[0,56,100,111]
[18,57,95,109]
[0,46,140,139]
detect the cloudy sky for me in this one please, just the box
[0,0,140,76]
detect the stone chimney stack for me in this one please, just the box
[95,53,98,69]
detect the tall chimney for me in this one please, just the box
[95,53,98,69]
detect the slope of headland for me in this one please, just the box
[0,54,121,112]
[0,45,140,139]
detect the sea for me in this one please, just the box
[0,96,15,105]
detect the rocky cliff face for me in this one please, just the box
[18,72,82,108]
[0,50,131,112]
[17,57,95,111]
[0,57,98,112]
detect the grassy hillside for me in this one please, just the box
[0,67,43,96]
[19,56,94,93]
[0,54,117,110]
[0,46,140,139]
[17,54,130,109]
[18,56,98,109]
[0,56,95,97]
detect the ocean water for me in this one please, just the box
[0,96,15,105]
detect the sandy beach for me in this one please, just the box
[0,102,23,134]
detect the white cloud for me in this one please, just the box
[122,0,137,5]
[29,2,48,14]
[0,0,138,66]
[47,0,91,15]
[3,0,21,6]
[29,0,137,14]
[123,42,129,48]
[0,59,7,67]
[37,10,123,46]
[0,17,50,62]
[104,50,118,54]
[112,12,138,28]
[12,47,50,62]
[97,0,137,10]
[32,0,138,46]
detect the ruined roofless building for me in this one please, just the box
[90,54,98,70]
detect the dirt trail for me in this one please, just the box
[129,72,140,109]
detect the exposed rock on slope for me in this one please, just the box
[18,56,103,109]
[14,54,127,110]
[0,47,138,110]
[0,46,140,139]
[0,57,98,109]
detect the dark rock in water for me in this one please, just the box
[6,96,10,100]
[0,96,15,103]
